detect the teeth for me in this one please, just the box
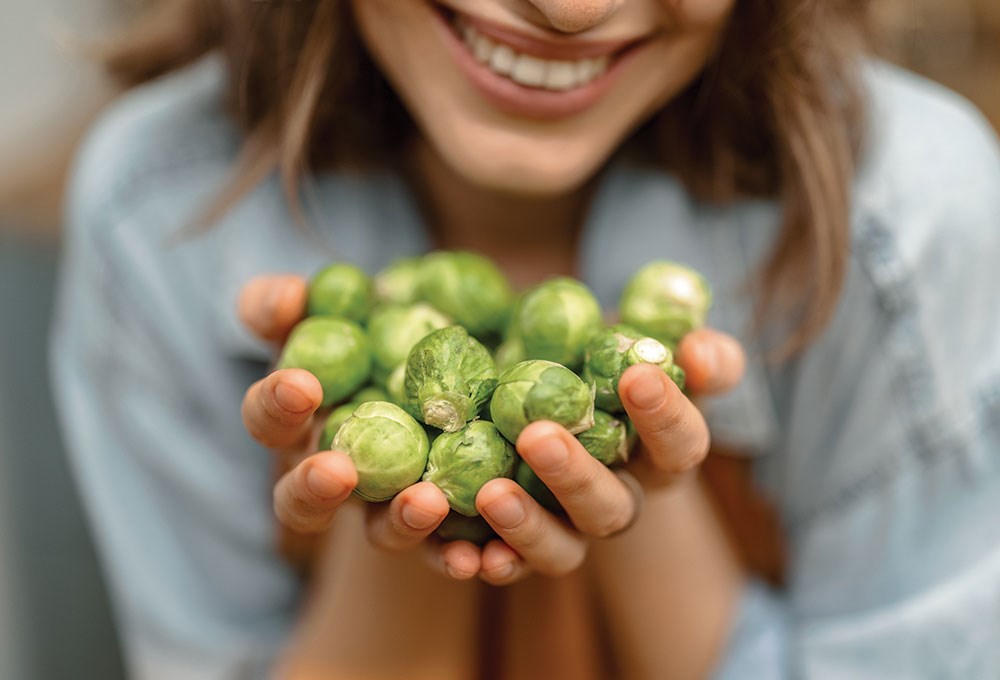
[489,45,516,75]
[455,17,613,91]
[511,55,546,87]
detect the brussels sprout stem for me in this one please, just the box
[628,337,671,366]
[423,394,471,432]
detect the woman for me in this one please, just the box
[53,0,1000,678]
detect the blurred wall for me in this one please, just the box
[0,0,125,238]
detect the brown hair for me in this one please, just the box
[103,0,869,354]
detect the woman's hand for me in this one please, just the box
[238,274,745,586]
[239,275,453,563]
[471,328,745,585]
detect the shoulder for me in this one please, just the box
[854,61,1000,257]
[66,56,240,242]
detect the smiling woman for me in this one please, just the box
[55,0,1000,679]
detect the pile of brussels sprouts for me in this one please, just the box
[278,252,711,544]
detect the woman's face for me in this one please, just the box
[351,0,734,197]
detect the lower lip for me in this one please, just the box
[432,9,640,121]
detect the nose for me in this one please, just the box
[524,0,624,33]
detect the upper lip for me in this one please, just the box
[443,6,647,61]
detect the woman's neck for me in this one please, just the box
[402,140,598,289]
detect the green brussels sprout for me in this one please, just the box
[423,421,516,516]
[353,386,389,404]
[514,462,563,514]
[582,325,677,413]
[667,363,687,391]
[307,263,373,323]
[417,251,513,338]
[404,326,498,432]
[576,410,633,466]
[490,360,594,444]
[434,511,497,546]
[318,402,358,451]
[277,317,370,407]
[620,261,712,345]
[373,257,423,305]
[386,363,410,410]
[333,401,430,502]
[368,303,452,384]
[494,336,526,373]
[511,278,602,369]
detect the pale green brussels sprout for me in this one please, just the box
[576,410,633,466]
[373,257,423,305]
[307,263,373,323]
[277,317,370,407]
[318,402,358,451]
[667,363,687,392]
[423,421,516,516]
[620,261,712,346]
[353,386,389,404]
[493,335,526,373]
[514,462,562,514]
[434,511,497,546]
[333,401,430,502]
[404,326,498,432]
[582,325,679,413]
[490,360,594,444]
[368,303,452,384]
[511,278,602,369]
[386,363,410,410]
[417,251,514,338]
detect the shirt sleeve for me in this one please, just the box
[50,109,300,680]
[773,80,1000,679]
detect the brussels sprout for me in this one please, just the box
[386,363,410,410]
[373,257,423,305]
[511,278,602,369]
[582,325,677,413]
[353,386,389,404]
[514,462,562,514]
[333,401,430,502]
[307,263,373,323]
[667,363,687,391]
[434,511,497,546]
[318,402,358,451]
[490,360,594,444]
[494,335,526,373]
[620,261,712,345]
[277,317,370,407]
[423,421,516,516]
[368,303,452,384]
[576,410,633,466]
[404,326,498,432]
[417,251,513,338]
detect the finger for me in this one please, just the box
[421,540,483,581]
[675,328,745,396]
[516,421,638,539]
[238,275,308,344]
[365,482,451,553]
[619,363,711,484]
[274,451,357,533]
[242,369,323,452]
[476,479,587,578]
[479,539,531,586]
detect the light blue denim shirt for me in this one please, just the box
[51,56,1000,679]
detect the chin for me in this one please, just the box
[434,130,609,199]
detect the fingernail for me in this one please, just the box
[307,465,344,499]
[402,504,439,531]
[275,381,313,413]
[627,371,665,410]
[487,563,515,581]
[483,494,525,529]
[531,435,569,473]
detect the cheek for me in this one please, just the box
[670,0,737,27]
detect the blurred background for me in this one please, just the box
[1,1,998,678]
